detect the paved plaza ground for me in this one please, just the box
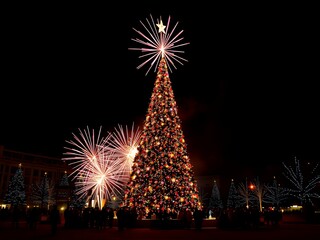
[1,220,320,240]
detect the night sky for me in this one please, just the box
[1,2,319,179]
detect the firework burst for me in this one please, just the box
[130,14,189,75]
[62,126,128,209]
[105,123,142,183]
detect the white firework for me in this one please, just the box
[105,123,142,183]
[62,126,109,165]
[62,126,128,209]
[130,14,189,75]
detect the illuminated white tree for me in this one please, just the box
[249,176,267,212]
[238,177,255,209]
[227,179,240,209]
[264,176,288,208]
[282,156,320,205]
[208,180,223,210]
[4,163,26,207]
[30,172,55,209]
[59,171,70,187]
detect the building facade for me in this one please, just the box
[0,145,71,208]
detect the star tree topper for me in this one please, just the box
[156,20,166,33]
[129,14,189,75]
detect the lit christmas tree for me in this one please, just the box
[227,179,240,209]
[56,171,72,205]
[69,187,87,209]
[208,180,223,210]
[124,57,200,216]
[4,163,26,207]
[59,171,70,187]
[123,15,201,217]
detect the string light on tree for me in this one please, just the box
[227,179,240,209]
[282,156,320,205]
[124,15,201,217]
[208,179,223,210]
[4,163,26,207]
[264,176,288,208]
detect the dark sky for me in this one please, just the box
[1,2,319,178]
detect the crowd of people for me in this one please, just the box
[0,204,286,233]
[0,205,206,231]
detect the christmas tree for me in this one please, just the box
[123,57,201,216]
[69,187,87,209]
[4,163,26,207]
[56,171,71,204]
[59,171,70,187]
[226,179,239,209]
[208,180,223,210]
[123,15,201,217]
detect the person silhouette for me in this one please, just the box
[50,205,60,235]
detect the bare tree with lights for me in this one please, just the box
[237,177,255,209]
[123,14,201,217]
[264,176,288,208]
[282,156,320,205]
[249,176,267,212]
[282,156,320,222]
[30,172,55,210]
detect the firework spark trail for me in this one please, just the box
[104,123,142,182]
[129,14,189,75]
[74,151,128,208]
[63,126,128,209]
[63,126,109,180]
[63,127,108,162]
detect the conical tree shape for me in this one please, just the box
[227,179,240,209]
[59,171,70,187]
[123,57,201,217]
[208,180,223,209]
[4,163,26,207]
